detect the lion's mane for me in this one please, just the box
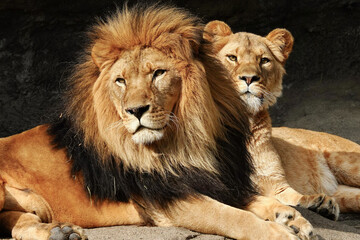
[48,4,256,208]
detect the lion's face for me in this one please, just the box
[204,21,293,114]
[107,47,181,145]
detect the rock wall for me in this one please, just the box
[0,0,359,142]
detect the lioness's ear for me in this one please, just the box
[91,41,120,69]
[266,29,294,63]
[204,20,232,42]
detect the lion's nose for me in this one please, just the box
[239,75,260,85]
[125,105,150,120]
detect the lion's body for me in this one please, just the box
[0,5,312,240]
[204,20,360,219]
[0,125,143,229]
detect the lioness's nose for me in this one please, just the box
[125,105,150,120]
[239,75,260,85]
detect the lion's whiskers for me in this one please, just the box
[164,111,180,132]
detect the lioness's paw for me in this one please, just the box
[298,194,339,221]
[49,224,87,240]
[274,206,315,240]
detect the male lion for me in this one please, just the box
[204,20,360,220]
[0,5,314,240]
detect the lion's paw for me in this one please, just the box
[298,194,339,221]
[49,224,88,240]
[288,215,316,240]
[274,206,316,240]
[265,221,300,240]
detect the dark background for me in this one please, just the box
[0,0,359,142]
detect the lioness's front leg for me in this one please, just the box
[261,179,339,221]
[275,186,339,221]
[150,195,299,240]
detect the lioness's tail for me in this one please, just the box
[324,134,360,213]
[323,136,360,188]
[333,185,360,212]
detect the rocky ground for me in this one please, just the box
[84,207,360,240]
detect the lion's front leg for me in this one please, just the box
[246,195,315,240]
[0,211,87,240]
[149,195,300,240]
[3,185,53,223]
[0,185,87,240]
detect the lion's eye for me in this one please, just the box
[115,77,126,86]
[227,55,237,62]
[153,69,166,80]
[260,57,270,64]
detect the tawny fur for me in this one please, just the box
[205,20,360,219]
[0,5,310,240]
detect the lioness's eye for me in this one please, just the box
[115,77,126,86]
[153,69,166,79]
[227,55,237,62]
[260,57,270,64]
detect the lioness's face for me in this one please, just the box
[204,21,293,114]
[109,47,181,144]
[218,33,284,113]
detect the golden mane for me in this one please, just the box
[61,4,249,175]
[44,3,255,209]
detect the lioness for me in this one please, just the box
[204,20,360,220]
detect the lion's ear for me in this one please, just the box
[266,28,294,63]
[204,20,232,42]
[91,41,120,69]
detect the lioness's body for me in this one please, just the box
[273,127,360,212]
[205,20,360,219]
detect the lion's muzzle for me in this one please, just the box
[123,105,169,145]
[125,105,150,120]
